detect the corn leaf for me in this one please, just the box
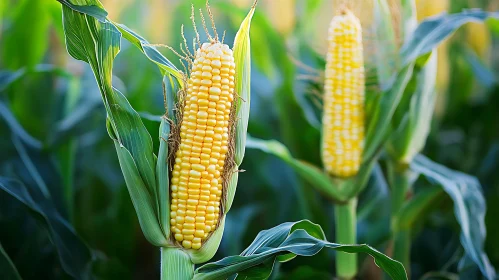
[59,0,183,84]
[193,220,407,280]
[56,0,107,21]
[60,1,168,245]
[233,3,255,167]
[0,65,72,92]
[364,64,414,162]
[387,52,437,163]
[113,23,184,83]
[400,10,499,65]
[411,155,496,280]
[0,176,93,278]
[0,243,22,280]
[0,101,43,149]
[246,136,347,202]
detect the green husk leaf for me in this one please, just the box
[114,141,168,246]
[193,220,407,280]
[387,51,437,163]
[411,155,496,280]
[157,117,171,238]
[233,3,255,166]
[246,136,347,202]
[225,168,239,213]
[363,64,414,162]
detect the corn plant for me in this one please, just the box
[54,0,410,279]
[247,0,499,279]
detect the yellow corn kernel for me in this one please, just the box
[170,41,235,250]
[322,9,364,178]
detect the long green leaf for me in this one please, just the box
[246,136,346,202]
[233,3,255,166]
[193,220,407,280]
[113,23,183,83]
[0,243,22,280]
[0,177,93,278]
[61,0,167,245]
[400,10,499,65]
[0,101,43,149]
[411,155,496,280]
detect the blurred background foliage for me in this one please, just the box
[0,0,498,279]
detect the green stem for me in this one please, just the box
[393,229,411,271]
[160,247,194,280]
[334,198,358,280]
[388,162,413,277]
[389,164,411,217]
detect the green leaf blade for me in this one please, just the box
[411,155,496,280]
[193,220,407,280]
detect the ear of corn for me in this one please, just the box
[170,42,236,250]
[322,9,365,178]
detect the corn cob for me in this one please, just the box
[322,9,364,178]
[170,41,235,250]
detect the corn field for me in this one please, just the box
[1,0,499,279]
